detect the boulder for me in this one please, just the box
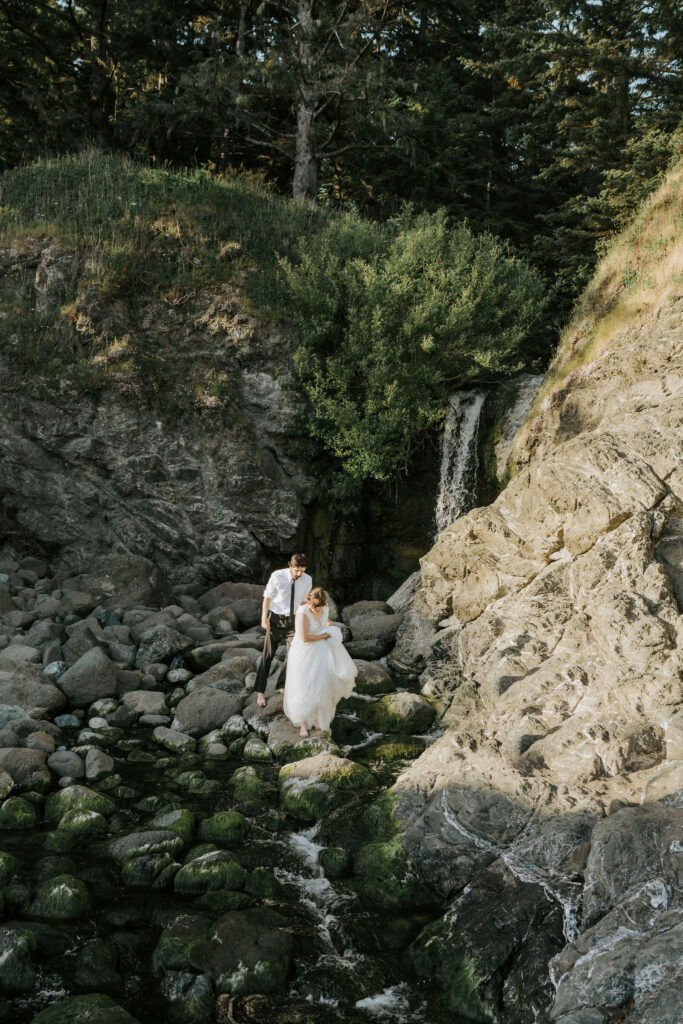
[173,688,243,737]
[267,715,339,764]
[0,748,50,791]
[353,660,394,695]
[279,753,375,821]
[0,665,66,718]
[30,993,141,1023]
[152,727,196,754]
[0,644,41,666]
[57,648,118,708]
[134,625,193,670]
[342,600,393,627]
[358,692,435,734]
[47,750,85,778]
[190,661,251,694]
[122,690,168,716]
[349,612,403,644]
[62,556,173,611]
[199,582,264,612]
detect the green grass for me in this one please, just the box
[0,148,331,404]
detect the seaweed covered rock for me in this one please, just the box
[31,992,141,1023]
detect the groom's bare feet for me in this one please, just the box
[256,694,266,708]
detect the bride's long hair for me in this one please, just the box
[307,586,327,610]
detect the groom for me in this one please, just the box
[255,553,312,707]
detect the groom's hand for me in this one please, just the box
[262,617,271,631]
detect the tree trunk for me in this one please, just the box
[88,0,110,144]
[292,0,317,205]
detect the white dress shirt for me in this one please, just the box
[263,568,313,617]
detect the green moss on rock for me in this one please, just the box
[44,785,116,825]
[229,766,271,815]
[0,849,19,885]
[197,810,247,845]
[357,692,435,734]
[30,992,141,1023]
[173,850,246,894]
[29,874,91,920]
[0,924,37,992]
[0,796,38,830]
[279,753,375,822]
[149,808,195,843]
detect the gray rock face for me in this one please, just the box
[388,298,683,1021]
[57,647,118,708]
[172,688,243,737]
[0,299,313,584]
[0,665,66,719]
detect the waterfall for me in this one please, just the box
[435,390,486,534]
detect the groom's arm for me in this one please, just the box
[261,595,272,631]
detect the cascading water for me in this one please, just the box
[434,391,486,535]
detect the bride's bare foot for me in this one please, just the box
[299,724,309,738]
[256,694,266,708]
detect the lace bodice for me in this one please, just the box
[296,605,329,634]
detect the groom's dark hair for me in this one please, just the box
[289,553,308,567]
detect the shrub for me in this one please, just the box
[281,208,548,509]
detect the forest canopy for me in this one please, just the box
[1,0,681,314]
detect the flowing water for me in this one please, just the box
[435,391,486,535]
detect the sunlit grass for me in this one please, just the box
[526,158,683,417]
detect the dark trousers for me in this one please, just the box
[255,613,295,694]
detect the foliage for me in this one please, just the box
[282,209,548,509]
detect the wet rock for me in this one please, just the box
[279,753,375,822]
[153,906,292,995]
[0,924,37,992]
[358,692,435,734]
[73,936,121,989]
[45,784,116,824]
[85,747,116,780]
[153,726,196,753]
[173,850,246,893]
[356,734,427,764]
[108,829,185,864]
[185,641,236,672]
[190,660,251,694]
[319,846,352,879]
[350,612,403,645]
[159,970,214,1023]
[0,795,38,829]
[353,660,394,695]
[135,624,193,670]
[122,690,167,716]
[57,647,118,707]
[0,665,66,718]
[198,811,247,845]
[342,600,393,626]
[25,729,56,754]
[0,748,50,791]
[29,873,91,920]
[266,715,339,763]
[30,992,141,1023]
[150,808,195,843]
[343,638,391,660]
[0,726,19,748]
[0,768,14,797]
[172,687,242,736]
[243,735,273,762]
[229,766,271,815]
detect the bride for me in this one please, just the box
[283,587,358,738]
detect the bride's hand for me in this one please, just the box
[319,632,330,640]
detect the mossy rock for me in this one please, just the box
[319,846,352,879]
[355,734,427,764]
[352,837,433,913]
[30,992,141,1023]
[73,937,121,989]
[121,852,181,889]
[29,874,91,921]
[33,855,76,879]
[158,970,214,1024]
[279,753,375,822]
[181,843,218,864]
[0,924,37,992]
[198,811,247,845]
[44,785,116,825]
[4,882,30,914]
[319,790,399,851]
[195,889,255,914]
[343,638,391,660]
[173,850,246,894]
[245,867,284,900]
[357,692,435,734]
[0,796,38,830]
[149,808,195,843]
[57,809,108,837]
[353,660,394,695]
[409,916,491,1021]
[126,749,156,764]
[228,766,271,815]
[0,849,19,885]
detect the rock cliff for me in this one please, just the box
[388,252,682,1017]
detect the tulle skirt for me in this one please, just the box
[283,625,357,730]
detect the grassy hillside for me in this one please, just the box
[530,157,683,411]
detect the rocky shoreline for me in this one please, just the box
[0,553,453,1024]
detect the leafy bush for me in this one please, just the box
[281,209,548,509]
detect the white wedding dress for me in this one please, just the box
[283,606,358,730]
